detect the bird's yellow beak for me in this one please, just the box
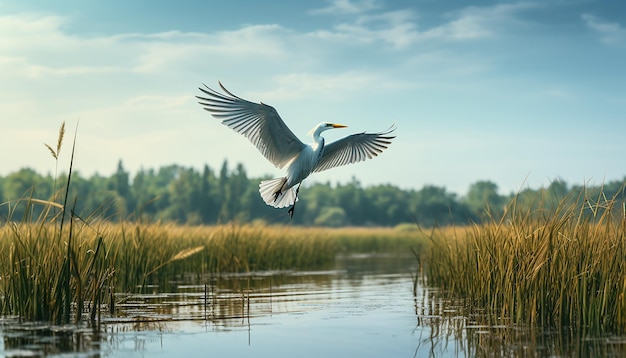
[332,123,348,128]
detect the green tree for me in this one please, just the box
[145,165,180,216]
[365,184,408,225]
[67,172,112,220]
[300,182,336,225]
[228,163,249,221]
[314,206,347,227]
[165,167,203,224]
[111,160,131,217]
[411,185,467,226]
[199,165,220,223]
[2,168,51,220]
[217,160,231,222]
[463,180,504,220]
[3,161,623,228]
[335,178,367,225]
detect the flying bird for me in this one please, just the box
[196,82,396,218]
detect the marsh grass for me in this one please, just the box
[1,221,425,322]
[103,223,424,283]
[426,187,626,333]
[0,122,114,324]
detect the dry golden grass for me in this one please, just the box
[0,218,426,323]
[426,190,626,333]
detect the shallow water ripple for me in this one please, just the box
[2,254,625,357]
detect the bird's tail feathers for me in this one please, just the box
[259,177,297,208]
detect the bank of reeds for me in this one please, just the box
[426,188,626,333]
[0,220,424,322]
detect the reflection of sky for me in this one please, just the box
[0,255,429,357]
[1,0,625,195]
[2,253,622,356]
[104,274,422,358]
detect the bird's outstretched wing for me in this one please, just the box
[197,82,306,169]
[313,125,396,173]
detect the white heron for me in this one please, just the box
[196,82,396,218]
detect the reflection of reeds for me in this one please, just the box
[417,287,626,357]
[427,188,626,333]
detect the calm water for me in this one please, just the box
[1,254,625,357]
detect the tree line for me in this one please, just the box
[1,160,624,227]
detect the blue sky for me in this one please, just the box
[1,0,625,195]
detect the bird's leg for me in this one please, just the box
[273,190,282,202]
[273,178,288,203]
[287,184,302,219]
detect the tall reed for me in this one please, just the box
[1,220,424,322]
[0,123,115,324]
[426,187,626,333]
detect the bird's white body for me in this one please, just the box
[259,126,326,208]
[196,82,395,215]
[287,138,322,188]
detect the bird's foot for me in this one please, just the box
[287,184,301,219]
[273,190,282,202]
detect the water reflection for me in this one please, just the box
[0,320,102,356]
[414,286,626,357]
[1,254,625,357]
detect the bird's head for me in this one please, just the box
[309,122,347,137]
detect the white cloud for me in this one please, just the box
[308,2,539,49]
[426,2,538,41]
[582,14,625,45]
[423,12,491,41]
[340,10,418,47]
[0,4,534,116]
[257,72,383,101]
[0,13,65,40]
[310,0,380,15]
[0,9,494,134]
[308,9,422,48]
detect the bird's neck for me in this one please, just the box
[311,134,324,151]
